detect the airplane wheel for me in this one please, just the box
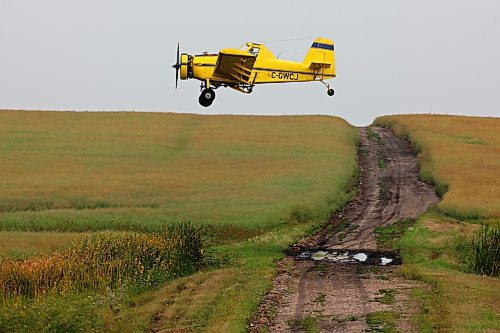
[198,95,212,107]
[202,88,216,102]
[327,88,335,96]
[199,88,215,107]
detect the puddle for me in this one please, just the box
[353,253,368,262]
[311,251,328,261]
[380,257,393,265]
[291,248,401,266]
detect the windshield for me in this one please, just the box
[248,46,260,56]
[238,43,260,56]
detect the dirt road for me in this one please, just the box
[250,127,439,332]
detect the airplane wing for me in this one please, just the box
[212,49,257,85]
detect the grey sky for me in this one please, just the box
[1,0,499,125]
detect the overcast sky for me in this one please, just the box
[1,0,499,125]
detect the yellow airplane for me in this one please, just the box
[172,37,336,107]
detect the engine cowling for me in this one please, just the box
[180,53,189,80]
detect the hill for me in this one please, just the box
[0,110,358,232]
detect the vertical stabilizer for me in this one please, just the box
[303,37,335,76]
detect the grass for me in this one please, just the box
[373,289,396,305]
[375,218,415,249]
[366,127,383,144]
[398,213,500,332]
[0,231,86,258]
[470,224,499,276]
[100,268,236,332]
[288,315,320,333]
[0,110,358,232]
[0,292,104,333]
[377,156,386,168]
[366,311,399,333]
[0,110,359,332]
[374,114,500,217]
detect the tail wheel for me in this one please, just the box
[327,88,335,96]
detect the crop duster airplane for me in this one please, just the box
[172,37,336,107]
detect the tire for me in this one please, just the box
[198,94,212,107]
[202,88,215,101]
[327,88,335,96]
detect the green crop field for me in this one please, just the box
[0,110,358,332]
[375,114,500,332]
[0,110,357,232]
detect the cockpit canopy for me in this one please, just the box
[239,43,274,59]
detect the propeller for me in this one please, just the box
[172,42,180,89]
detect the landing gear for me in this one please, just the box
[199,88,216,107]
[320,80,335,97]
[198,79,216,107]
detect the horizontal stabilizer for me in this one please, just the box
[309,62,331,70]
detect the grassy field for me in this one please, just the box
[374,114,499,332]
[0,110,358,332]
[0,231,86,258]
[0,110,357,232]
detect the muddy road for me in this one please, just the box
[250,127,439,332]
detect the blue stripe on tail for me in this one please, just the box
[311,42,334,51]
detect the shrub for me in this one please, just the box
[0,222,206,299]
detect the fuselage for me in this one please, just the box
[188,43,335,85]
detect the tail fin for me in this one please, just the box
[303,37,335,76]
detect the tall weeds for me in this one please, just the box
[470,224,499,276]
[0,222,206,299]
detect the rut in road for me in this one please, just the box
[250,127,439,332]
